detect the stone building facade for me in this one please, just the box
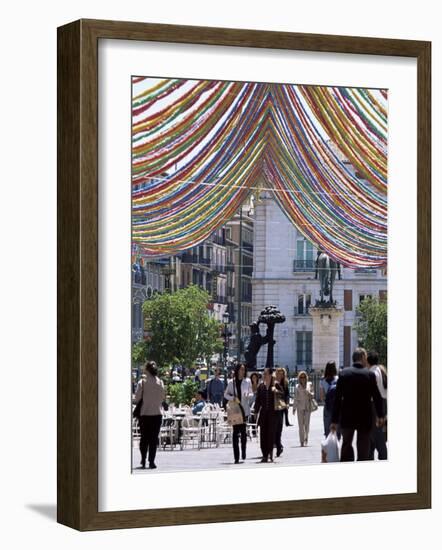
[252,192,387,373]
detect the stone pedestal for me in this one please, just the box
[309,307,343,372]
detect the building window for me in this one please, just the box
[344,289,353,311]
[297,293,311,315]
[344,325,352,367]
[294,238,314,271]
[296,331,312,370]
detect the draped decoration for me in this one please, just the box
[132,77,388,268]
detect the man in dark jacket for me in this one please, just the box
[330,348,385,461]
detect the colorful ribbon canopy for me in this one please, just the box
[132,77,388,268]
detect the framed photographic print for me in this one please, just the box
[57,19,431,531]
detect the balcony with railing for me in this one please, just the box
[242,241,254,253]
[293,259,315,272]
[132,269,147,286]
[354,267,377,275]
[212,233,226,246]
[213,264,227,274]
[181,252,197,264]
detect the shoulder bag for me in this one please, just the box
[133,381,144,419]
[274,383,287,411]
[226,380,245,426]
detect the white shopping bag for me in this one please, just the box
[321,432,340,462]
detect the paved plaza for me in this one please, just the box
[133,407,328,474]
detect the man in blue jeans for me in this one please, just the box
[206,368,225,406]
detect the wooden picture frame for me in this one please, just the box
[57,19,431,531]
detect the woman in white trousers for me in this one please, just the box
[293,371,314,446]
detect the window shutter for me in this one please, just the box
[344,289,353,311]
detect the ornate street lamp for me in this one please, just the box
[222,311,230,383]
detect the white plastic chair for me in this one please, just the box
[215,413,233,446]
[159,415,177,450]
[132,417,141,440]
[180,415,203,450]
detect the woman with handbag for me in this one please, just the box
[134,360,165,469]
[274,367,289,457]
[224,363,253,464]
[292,371,315,447]
[254,368,281,463]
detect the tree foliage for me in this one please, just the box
[355,296,387,365]
[132,340,149,365]
[167,379,200,406]
[142,285,223,370]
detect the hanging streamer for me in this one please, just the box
[131,77,388,268]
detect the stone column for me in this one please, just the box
[309,307,343,372]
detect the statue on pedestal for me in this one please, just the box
[244,322,269,370]
[314,249,341,306]
[244,306,286,371]
[258,305,286,370]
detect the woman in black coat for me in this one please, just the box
[274,367,290,457]
[254,368,281,463]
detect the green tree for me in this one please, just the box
[142,284,223,371]
[132,340,149,366]
[167,379,199,406]
[355,296,387,365]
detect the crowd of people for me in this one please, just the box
[134,347,387,469]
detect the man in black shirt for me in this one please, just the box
[330,348,385,461]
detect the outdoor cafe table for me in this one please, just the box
[166,410,225,446]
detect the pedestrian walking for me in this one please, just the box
[367,351,388,460]
[254,368,280,462]
[194,366,201,385]
[293,371,314,447]
[274,367,290,457]
[250,371,262,396]
[134,360,166,469]
[206,368,225,406]
[319,361,339,438]
[224,363,253,464]
[330,348,385,461]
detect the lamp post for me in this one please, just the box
[222,311,230,383]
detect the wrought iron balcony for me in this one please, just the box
[213,264,227,274]
[212,234,226,246]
